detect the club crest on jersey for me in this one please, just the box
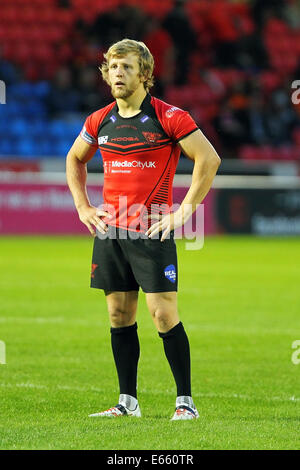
[142,132,162,145]
[164,264,176,283]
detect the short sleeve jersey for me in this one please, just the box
[80,94,198,232]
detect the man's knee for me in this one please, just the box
[146,292,179,332]
[108,306,135,328]
[105,291,138,328]
[149,306,179,333]
[151,308,174,330]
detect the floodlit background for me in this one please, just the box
[0,0,300,234]
[0,0,300,450]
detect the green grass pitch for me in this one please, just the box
[0,235,299,450]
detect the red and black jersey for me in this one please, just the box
[80,93,198,232]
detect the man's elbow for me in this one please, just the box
[206,151,221,172]
[214,154,221,169]
[66,149,83,165]
[66,147,75,160]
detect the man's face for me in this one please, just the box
[108,53,144,99]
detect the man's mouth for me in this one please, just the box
[115,82,125,86]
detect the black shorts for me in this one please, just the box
[90,226,178,293]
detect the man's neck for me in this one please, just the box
[116,88,147,118]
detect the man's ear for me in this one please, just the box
[139,72,147,83]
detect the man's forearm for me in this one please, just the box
[179,154,220,221]
[66,153,91,211]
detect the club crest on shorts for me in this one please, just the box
[164,264,176,283]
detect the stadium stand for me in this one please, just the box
[0,0,300,161]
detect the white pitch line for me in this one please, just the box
[187,323,298,336]
[0,317,101,326]
[0,382,299,403]
[0,317,65,324]
[0,317,297,336]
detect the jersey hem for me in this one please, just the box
[106,223,146,234]
[90,284,140,292]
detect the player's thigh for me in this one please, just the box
[145,291,179,331]
[105,290,139,327]
[91,232,139,292]
[121,232,178,294]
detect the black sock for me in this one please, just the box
[159,322,191,397]
[110,322,140,399]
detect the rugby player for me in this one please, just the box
[66,39,220,420]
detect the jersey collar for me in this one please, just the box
[114,93,152,117]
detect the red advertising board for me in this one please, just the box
[0,180,217,235]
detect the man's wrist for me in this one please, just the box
[178,204,194,224]
[76,202,91,212]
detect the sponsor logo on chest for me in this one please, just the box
[104,160,156,174]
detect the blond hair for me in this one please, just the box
[100,39,154,92]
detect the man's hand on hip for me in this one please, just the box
[145,205,193,242]
[77,205,112,236]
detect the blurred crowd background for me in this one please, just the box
[1,0,300,162]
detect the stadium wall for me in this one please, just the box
[0,174,300,236]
